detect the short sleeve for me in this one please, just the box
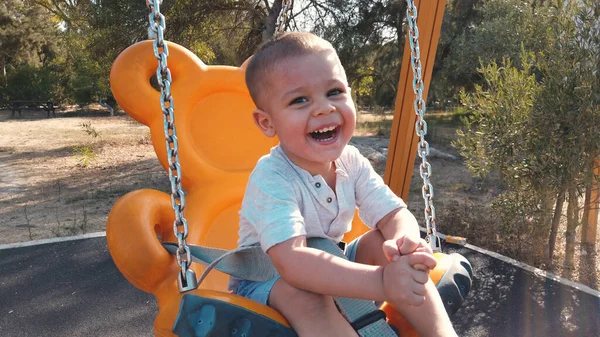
[349,147,406,227]
[240,166,307,252]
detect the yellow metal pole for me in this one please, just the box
[384,0,447,200]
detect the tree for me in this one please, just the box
[31,0,148,107]
[455,56,548,262]
[0,0,58,95]
[455,0,600,270]
[433,0,553,102]
[429,0,481,103]
[525,0,598,268]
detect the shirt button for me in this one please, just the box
[327,197,333,203]
[315,182,321,188]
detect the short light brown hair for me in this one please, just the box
[245,32,337,108]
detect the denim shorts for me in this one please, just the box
[231,236,362,305]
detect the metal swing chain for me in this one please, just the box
[275,0,292,35]
[146,0,198,292]
[405,0,441,252]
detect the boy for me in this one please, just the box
[231,32,456,337]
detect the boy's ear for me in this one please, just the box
[252,109,276,138]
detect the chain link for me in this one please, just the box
[275,0,292,35]
[405,0,441,252]
[146,0,198,291]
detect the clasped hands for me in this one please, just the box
[382,235,437,307]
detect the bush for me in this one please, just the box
[2,63,59,101]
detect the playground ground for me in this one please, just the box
[0,106,597,291]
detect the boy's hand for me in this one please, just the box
[382,252,435,306]
[382,235,436,271]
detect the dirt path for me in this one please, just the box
[0,152,21,196]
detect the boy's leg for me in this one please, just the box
[353,230,457,337]
[269,277,359,337]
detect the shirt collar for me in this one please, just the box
[272,144,350,181]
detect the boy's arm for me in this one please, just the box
[350,145,420,250]
[376,207,420,241]
[268,235,386,301]
[267,235,435,301]
[377,207,433,265]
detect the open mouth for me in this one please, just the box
[309,125,339,142]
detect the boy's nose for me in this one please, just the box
[313,100,335,116]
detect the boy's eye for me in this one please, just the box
[328,88,344,96]
[290,97,308,105]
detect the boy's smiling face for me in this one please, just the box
[252,49,356,175]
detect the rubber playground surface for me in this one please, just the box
[0,235,598,337]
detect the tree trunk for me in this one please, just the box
[98,97,114,117]
[548,188,566,260]
[564,186,579,270]
[581,159,599,247]
[1,55,6,88]
[534,190,553,262]
[262,0,283,43]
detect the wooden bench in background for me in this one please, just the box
[9,101,56,118]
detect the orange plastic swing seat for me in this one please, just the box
[107,40,470,337]
[106,40,374,337]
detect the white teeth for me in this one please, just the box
[313,126,337,133]
[316,135,335,142]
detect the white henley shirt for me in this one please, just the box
[237,144,406,252]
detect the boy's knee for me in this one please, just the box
[297,292,334,314]
[353,229,386,265]
[269,279,360,337]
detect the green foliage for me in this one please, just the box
[371,42,401,106]
[0,1,406,107]
[68,52,103,106]
[531,0,600,187]
[3,63,59,100]
[164,0,261,65]
[72,121,101,167]
[455,55,541,179]
[433,0,553,101]
[353,66,376,106]
[455,54,554,258]
[0,0,60,102]
[0,0,58,64]
[72,145,96,168]
[1,0,592,115]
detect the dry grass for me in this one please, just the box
[0,106,168,243]
[355,108,394,136]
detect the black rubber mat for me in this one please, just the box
[0,237,598,336]
[0,238,155,337]
[443,244,600,337]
